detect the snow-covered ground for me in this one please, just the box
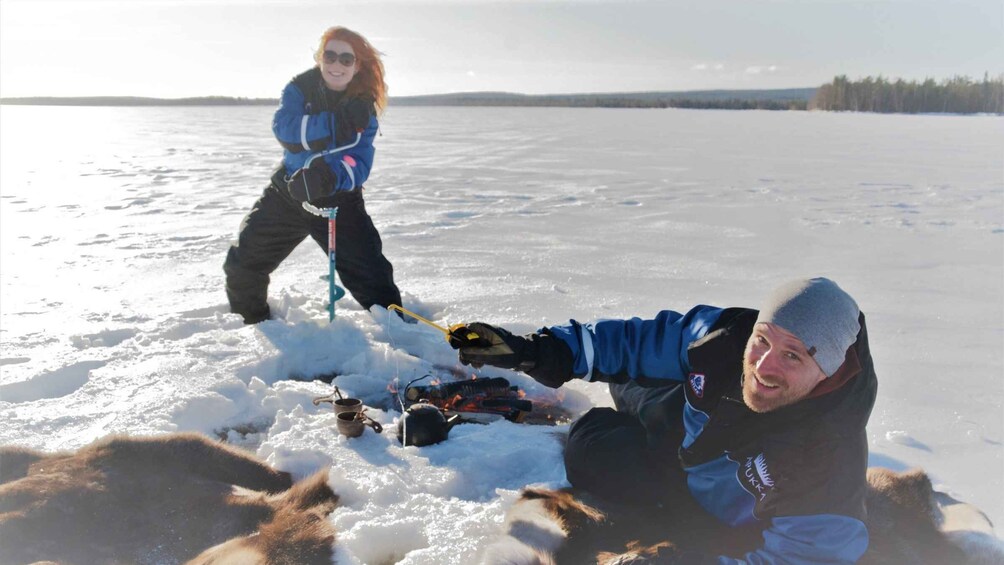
[1,105,1002,563]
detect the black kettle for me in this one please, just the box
[396,404,462,447]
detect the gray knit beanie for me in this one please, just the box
[756,278,860,377]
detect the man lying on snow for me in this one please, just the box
[453,278,877,564]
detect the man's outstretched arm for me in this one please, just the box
[453,305,725,388]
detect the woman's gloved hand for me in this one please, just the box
[342,98,373,132]
[287,158,335,202]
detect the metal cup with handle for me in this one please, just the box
[336,411,384,438]
[312,387,363,415]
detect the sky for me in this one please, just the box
[0,0,1002,98]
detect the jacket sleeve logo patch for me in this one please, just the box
[739,453,775,502]
[688,373,705,398]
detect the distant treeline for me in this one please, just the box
[810,74,1003,114]
[666,98,806,111]
[390,89,812,110]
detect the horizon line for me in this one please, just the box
[0,86,822,102]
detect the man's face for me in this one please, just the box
[742,323,827,413]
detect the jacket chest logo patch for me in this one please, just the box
[688,373,705,398]
[739,453,775,501]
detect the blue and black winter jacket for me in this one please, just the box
[537,306,877,564]
[270,67,377,193]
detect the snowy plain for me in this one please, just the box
[0,105,1002,563]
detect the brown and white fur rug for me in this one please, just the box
[0,432,338,565]
[483,467,1004,565]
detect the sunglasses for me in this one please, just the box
[322,50,356,66]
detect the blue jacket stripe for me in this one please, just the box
[581,323,596,381]
[300,115,311,151]
[340,160,356,188]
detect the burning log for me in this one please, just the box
[404,376,532,423]
[404,377,514,402]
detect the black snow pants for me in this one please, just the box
[564,381,689,508]
[223,183,402,324]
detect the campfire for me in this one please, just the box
[386,369,574,427]
[403,376,533,423]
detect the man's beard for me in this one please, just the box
[742,358,796,413]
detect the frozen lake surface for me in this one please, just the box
[1,105,1002,563]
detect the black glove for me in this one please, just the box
[451,323,537,372]
[451,324,576,389]
[286,157,335,202]
[342,98,373,133]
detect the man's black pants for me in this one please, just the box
[564,382,689,508]
[223,184,402,323]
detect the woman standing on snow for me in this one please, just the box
[224,26,403,324]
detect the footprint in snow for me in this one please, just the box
[0,360,106,403]
[71,329,138,349]
[0,357,31,366]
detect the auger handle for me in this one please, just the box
[387,305,482,345]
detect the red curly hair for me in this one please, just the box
[314,26,388,115]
